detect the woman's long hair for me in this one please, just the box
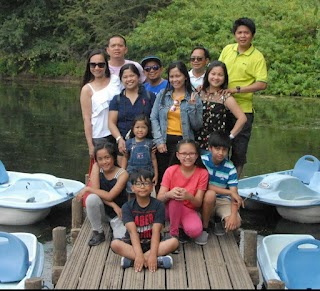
[82,49,110,87]
[202,60,229,92]
[161,61,192,104]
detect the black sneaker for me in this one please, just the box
[88,231,105,246]
[178,228,190,244]
[213,220,226,236]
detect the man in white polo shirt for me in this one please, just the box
[188,46,210,90]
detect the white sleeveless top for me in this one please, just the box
[89,74,121,138]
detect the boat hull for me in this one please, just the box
[0,171,85,225]
[0,207,51,225]
[238,168,320,223]
[276,205,320,224]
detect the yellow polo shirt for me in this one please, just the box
[219,43,268,113]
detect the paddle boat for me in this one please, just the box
[0,232,44,289]
[258,234,320,289]
[0,161,85,225]
[238,155,320,223]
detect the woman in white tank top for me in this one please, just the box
[80,49,121,158]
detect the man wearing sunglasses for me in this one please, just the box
[188,46,210,90]
[141,56,168,95]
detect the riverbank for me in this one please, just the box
[0,74,81,85]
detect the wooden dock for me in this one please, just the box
[53,199,259,289]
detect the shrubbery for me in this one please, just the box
[0,0,319,97]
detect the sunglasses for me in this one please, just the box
[144,65,160,72]
[190,57,204,62]
[89,62,106,69]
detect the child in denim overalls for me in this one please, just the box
[122,114,158,198]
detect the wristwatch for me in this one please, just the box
[236,86,241,93]
[116,136,122,143]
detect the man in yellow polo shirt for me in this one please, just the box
[219,17,268,178]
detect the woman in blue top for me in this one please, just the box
[150,61,203,192]
[108,63,156,166]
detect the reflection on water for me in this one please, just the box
[0,80,320,240]
[0,80,87,183]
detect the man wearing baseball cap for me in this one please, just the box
[141,56,168,95]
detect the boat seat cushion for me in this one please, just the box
[292,155,320,184]
[0,232,29,283]
[0,160,9,184]
[277,238,320,289]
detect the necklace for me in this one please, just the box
[203,91,225,102]
[205,91,219,101]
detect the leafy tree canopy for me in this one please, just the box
[127,0,320,97]
[0,0,319,97]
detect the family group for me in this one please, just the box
[76,16,268,272]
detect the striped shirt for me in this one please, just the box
[201,154,238,199]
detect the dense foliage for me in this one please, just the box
[0,0,172,76]
[0,0,319,97]
[127,0,320,97]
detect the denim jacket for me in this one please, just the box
[150,89,203,145]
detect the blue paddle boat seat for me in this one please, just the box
[0,232,29,283]
[292,155,320,184]
[0,160,9,185]
[277,238,320,289]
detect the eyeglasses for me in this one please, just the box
[178,152,197,158]
[144,65,160,72]
[190,57,204,62]
[134,181,153,187]
[89,62,106,68]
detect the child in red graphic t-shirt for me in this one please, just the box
[110,169,179,272]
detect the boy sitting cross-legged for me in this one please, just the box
[110,169,179,272]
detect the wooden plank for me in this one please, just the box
[184,242,210,289]
[144,268,166,289]
[122,268,144,289]
[100,248,124,289]
[218,232,255,289]
[203,232,232,289]
[55,217,91,289]
[77,227,111,289]
[56,216,256,289]
[166,246,187,289]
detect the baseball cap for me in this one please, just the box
[140,56,162,68]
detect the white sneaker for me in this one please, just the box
[194,230,208,245]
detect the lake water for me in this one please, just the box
[0,80,320,288]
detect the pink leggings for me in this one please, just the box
[166,199,202,238]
